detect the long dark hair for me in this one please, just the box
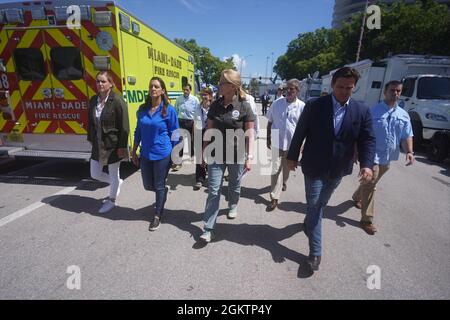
[145,77,170,117]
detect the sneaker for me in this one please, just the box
[227,207,237,219]
[99,200,115,213]
[199,230,215,243]
[149,216,161,231]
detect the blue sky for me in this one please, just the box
[116,0,335,82]
[0,0,335,82]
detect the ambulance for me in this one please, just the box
[0,0,195,160]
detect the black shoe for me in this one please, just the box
[164,186,169,203]
[282,183,287,191]
[193,181,202,190]
[307,255,321,271]
[149,216,161,231]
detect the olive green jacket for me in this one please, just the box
[87,91,130,164]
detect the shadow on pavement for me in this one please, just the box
[275,200,359,229]
[42,193,314,278]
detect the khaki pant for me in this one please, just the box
[270,149,290,201]
[352,164,390,223]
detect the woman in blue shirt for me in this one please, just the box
[131,77,179,231]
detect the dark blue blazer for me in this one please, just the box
[287,94,375,179]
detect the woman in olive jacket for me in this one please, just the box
[87,71,130,214]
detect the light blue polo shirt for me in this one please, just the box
[175,94,200,120]
[371,101,413,165]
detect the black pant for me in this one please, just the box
[262,104,268,115]
[195,163,207,183]
[178,118,194,157]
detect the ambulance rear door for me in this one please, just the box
[6,27,88,140]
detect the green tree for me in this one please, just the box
[174,38,235,86]
[275,0,450,80]
[274,28,343,80]
[340,0,450,63]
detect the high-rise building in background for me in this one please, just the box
[332,0,450,29]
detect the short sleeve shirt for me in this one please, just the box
[206,96,255,163]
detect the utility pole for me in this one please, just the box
[265,56,269,89]
[356,0,369,62]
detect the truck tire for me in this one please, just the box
[428,132,450,163]
[409,114,423,146]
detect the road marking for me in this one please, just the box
[0,186,76,228]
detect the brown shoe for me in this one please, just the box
[353,199,362,209]
[360,221,377,235]
[282,183,287,191]
[266,199,278,212]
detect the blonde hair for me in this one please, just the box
[220,69,246,101]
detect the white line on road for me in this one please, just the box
[0,186,76,228]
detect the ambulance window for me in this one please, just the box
[14,48,46,80]
[50,47,83,80]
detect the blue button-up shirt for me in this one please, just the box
[134,102,180,161]
[371,101,413,165]
[332,95,349,135]
[175,94,200,120]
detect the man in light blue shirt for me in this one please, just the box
[332,94,349,135]
[352,80,415,235]
[173,83,200,170]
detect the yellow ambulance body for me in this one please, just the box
[0,0,195,160]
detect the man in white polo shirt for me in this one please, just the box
[266,78,305,211]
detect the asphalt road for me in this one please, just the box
[0,111,449,300]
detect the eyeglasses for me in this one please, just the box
[96,80,107,84]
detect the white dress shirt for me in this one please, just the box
[266,97,305,151]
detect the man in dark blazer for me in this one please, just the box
[260,91,271,115]
[287,67,375,272]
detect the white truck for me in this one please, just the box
[321,55,450,162]
[299,77,322,102]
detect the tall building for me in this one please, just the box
[332,0,450,28]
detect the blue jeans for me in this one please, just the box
[140,155,171,216]
[304,175,342,256]
[203,163,245,231]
